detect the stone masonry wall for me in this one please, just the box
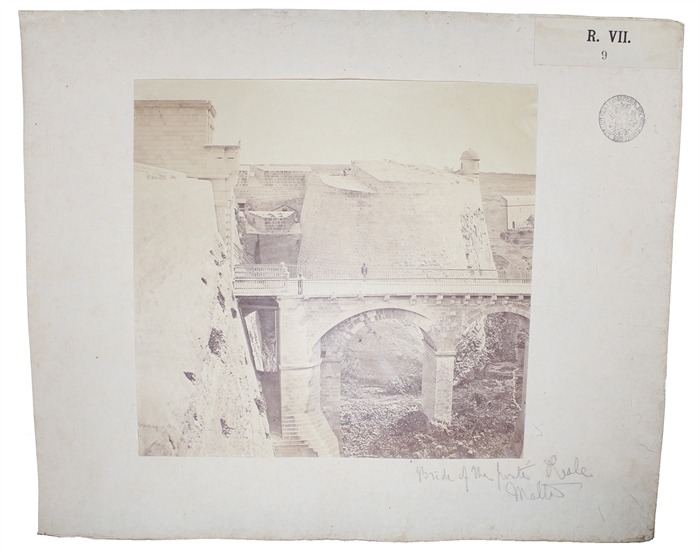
[134,100,214,177]
[460,179,496,270]
[237,169,249,187]
[234,185,306,212]
[249,212,296,233]
[264,173,306,187]
[135,164,274,457]
[253,168,308,187]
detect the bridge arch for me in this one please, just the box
[316,307,449,448]
[472,303,530,320]
[315,307,438,361]
[454,303,530,457]
[272,296,532,457]
[458,303,530,338]
[307,303,439,354]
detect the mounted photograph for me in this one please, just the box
[134,80,537,458]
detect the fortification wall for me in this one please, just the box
[459,177,497,269]
[298,170,495,270]
[258,171,307,187]
[134,165,274,456]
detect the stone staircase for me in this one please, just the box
[274,410,340,457]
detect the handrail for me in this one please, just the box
[231,243,254,265]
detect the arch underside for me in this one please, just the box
[319,307,437,360]
[467,303,530,322]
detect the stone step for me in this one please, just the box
[273,441,319,457]
[279,411,340,457]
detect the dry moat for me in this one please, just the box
[337,311,528,459]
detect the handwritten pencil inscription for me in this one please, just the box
[415,455,593,501]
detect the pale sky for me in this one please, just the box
[135,80,537,174]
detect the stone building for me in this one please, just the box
[134,100,241,251]
[503,195,536,230]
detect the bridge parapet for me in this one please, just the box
[233,265,531,298]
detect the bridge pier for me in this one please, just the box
[422,343,456,424]
[275,298,339,457]
[510,342,529,455]
[320,358,343,442]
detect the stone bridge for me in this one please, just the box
[236,269,530,457]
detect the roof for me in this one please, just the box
[460,149,479,160]
[502,195,536,206]
[134,100,216,117]
[353,160,469,186]
[248,210,296,218]
[245,222,301,235]
[254,165,313,173]
[203,144,240,150]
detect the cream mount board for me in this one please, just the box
[20,10,682,541]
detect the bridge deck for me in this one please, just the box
[233,265,531,297]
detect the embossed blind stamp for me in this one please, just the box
[599,95,645,142]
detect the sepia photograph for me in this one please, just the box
[134,80,536,458]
